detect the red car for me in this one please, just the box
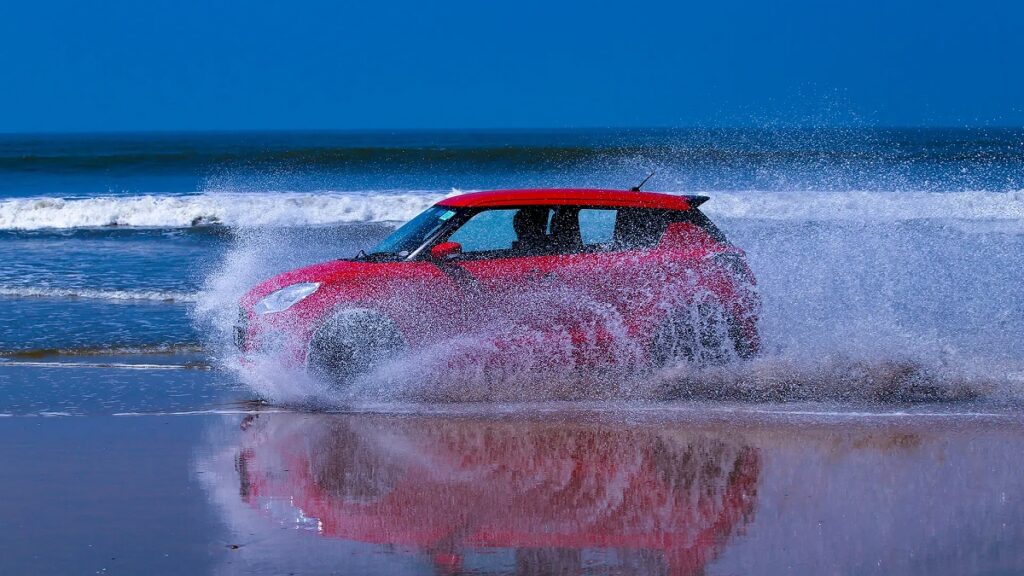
[236,188,759,385]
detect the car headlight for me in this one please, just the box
[255,282,320,315]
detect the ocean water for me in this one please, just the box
[3,129,1024,575]
[1,129,1023,407]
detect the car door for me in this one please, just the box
[442,207,561,285]
[441,207,565,331]
[544,207,668,362]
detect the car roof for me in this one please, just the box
[436,188,708,211]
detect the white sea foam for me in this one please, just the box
[0,191,448,230]
[0,189,1022,230]
[112,408,288,416]
[703,189,1024,223]
[0,285,197,302]
[0,361,201,370]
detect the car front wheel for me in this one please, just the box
[306,308,405,388]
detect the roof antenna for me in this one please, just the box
[630,171,655,192]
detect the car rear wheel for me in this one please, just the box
[307,308,405,388]
[650,303,745,368]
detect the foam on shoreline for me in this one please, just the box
[0,189,1021,230]
[0,285,197,302]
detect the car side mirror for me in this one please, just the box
[430,241,463,261]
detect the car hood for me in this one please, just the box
[241,259,380,308]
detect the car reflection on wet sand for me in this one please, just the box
[197,411,1024,576]
[220,414,758,575]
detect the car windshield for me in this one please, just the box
[364,206,457,258]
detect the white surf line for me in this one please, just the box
[459,402,1016,420]
[0,286,198,303]
[0,360,209,370]
[113,408,290,417]
[116,403,1012,420]
[703,406,1012,419]
[91,406,1022,419]
[0,412,84,417]
[0,191,449,230]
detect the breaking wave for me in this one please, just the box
[707,189,1024,224]
[0,191,447,230]
[0,189,1022,231]
[0,285,197,303]
[0,343,203,359]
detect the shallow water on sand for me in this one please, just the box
[200,411,1024,576]
[1,373,1022,576]
[0,363,1023,575]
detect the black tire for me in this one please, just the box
[650,303,741,368]
[306,308,405,388]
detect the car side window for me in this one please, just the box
[578,209,617,247]
[446,209,520,254]
[440,206,697,258]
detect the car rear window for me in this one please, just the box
[612,208,730,249]
[561,207,731,251]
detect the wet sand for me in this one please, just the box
[2,361,1024,575]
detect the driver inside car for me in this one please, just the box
[511,207,551,254]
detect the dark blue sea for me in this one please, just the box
[1,129,1022,375]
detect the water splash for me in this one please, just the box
[194,190,1024,406]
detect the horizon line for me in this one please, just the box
[1,125,1023,137]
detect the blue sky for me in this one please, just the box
[1,0,1021,132]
